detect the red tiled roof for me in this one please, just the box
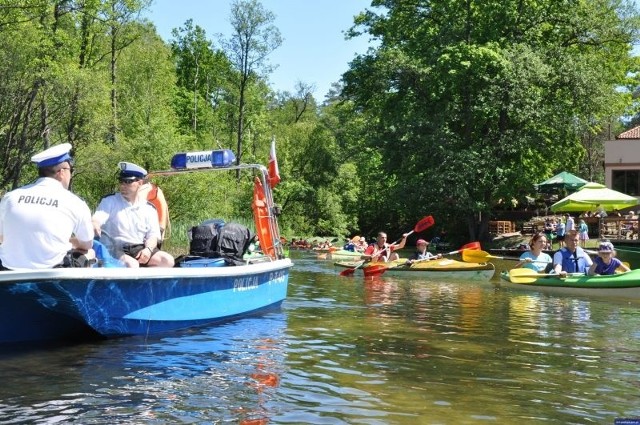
[616,126,640,139]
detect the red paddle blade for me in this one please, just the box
[460,241,480,251]
[339,268,356,277]
[446,241,481,256]
[363,265,387,277]
[414,215,435,233]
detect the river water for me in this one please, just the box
[1,252,640,424]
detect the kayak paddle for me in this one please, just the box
[506,268,592,284]
[508,268,555,284]
[462,249,550,264]
[444,241,480,256]
[340,215,435,277]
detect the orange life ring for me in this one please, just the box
[140,183,170,237]
[252,177,276,259]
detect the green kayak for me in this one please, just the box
[499,269,640,300]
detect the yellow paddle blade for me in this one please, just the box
[461,249,491,263]
[616,261,631,274]
[508,268,543,284]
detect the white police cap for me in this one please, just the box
[31,143,73,168]
[118,162,147,179]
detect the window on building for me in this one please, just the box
[612,170,640,196]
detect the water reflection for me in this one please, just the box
[0,313,287,424]
[283,258,640,423]
[1,253,640,424]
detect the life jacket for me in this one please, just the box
[366,243,391,261]
[411,250,431,261]
[558,247,589,273]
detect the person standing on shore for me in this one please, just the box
[565,214,575,233]
[555,217,566,249]
[578,219,589,248]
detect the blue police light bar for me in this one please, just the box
[170,149,236,169]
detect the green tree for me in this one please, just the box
[170,19,235,143]
[102,0,151,143]
[223,0,282,168]
[344,0,639,241]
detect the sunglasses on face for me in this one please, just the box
[119,178,139,184]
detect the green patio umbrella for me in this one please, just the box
[550,182,639,212]
[535,171,588,193]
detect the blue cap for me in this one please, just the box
[31,143,72,168]
[118,162,147,179]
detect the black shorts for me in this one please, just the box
[122,243,159,265]
[556,234,565,242]
[56,250,95,268]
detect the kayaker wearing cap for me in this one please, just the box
[92,162,174,268]
[406,239,441,265]
[588,241,630,276]
[0,143,94,270]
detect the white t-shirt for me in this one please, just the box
[93,193,160,245]
[566,216,575,232]
[0,178,93,269]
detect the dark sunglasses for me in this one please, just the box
[119,177,139,184]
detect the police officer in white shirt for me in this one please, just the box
[92,162,174,268]
[0,143,94,270]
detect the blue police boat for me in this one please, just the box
[0,150,292,344]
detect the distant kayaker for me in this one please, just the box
[515,232,552,273]
[588,241,629,275]
[552,230,593,277]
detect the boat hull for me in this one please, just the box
[336,259,495,281]
[0,259,292,344]
[499,269,640,299]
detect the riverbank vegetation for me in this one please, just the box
[1,0,639,247]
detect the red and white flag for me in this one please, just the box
[268,138,281,188]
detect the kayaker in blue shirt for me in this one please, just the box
[515,232,552,273]
[552,230,593,277]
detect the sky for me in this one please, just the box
[144,0,375,99]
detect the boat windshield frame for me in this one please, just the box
[148,162,286,260]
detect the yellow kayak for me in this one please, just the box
[335,258,495,280]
